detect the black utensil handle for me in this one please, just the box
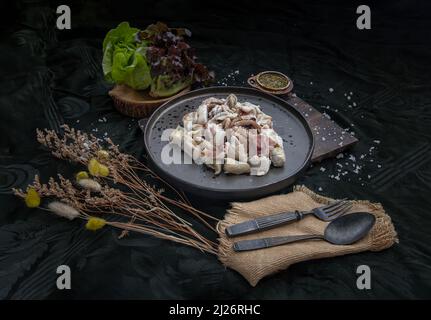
[233,234,320,252]
[225,211,304,237]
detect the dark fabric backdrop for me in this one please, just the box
[0,0,430,299]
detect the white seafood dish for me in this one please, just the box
[169,94,286,176]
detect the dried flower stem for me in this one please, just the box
[19,125,221,254]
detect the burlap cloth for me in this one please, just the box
[217,185,398,286]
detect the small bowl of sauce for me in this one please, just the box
[257,71,290,90]
[248,71,293,95]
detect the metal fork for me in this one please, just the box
[225,200,352,237]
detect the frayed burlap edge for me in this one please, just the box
[217,185,398,286]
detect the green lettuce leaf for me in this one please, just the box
[150,75,192,98]
[102,22,151,90]
[102,21,139,53]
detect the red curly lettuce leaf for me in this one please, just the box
[140,22,213,97]
[103,21,213,95]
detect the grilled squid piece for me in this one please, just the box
[224,159,250,175]
[256,113,273,128]
[169,127,200,162]
[238,103,254,114]
[169,126,184,145]
[250,156,271,176]
[183,137,201,162]
[203,97,224,106]
[206,163,222,175]
[226,94,238,109]
[225,136,247,162]
[271,146,285,167]
[197,104,208,124]
[210,111,237,122]
[222,117,231,129]
[239,113,257,121]
[231,119,261,132]
[183,112,197,131]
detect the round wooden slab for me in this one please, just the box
[109,84,191,118]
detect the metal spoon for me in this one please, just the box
[233,212,376,252]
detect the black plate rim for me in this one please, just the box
[143,86,315,199]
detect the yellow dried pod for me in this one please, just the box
[98,164,110,177]
[75,171,89,181]
[88,158,100,176]
[25,188,40,208]
[97,150,109,161]
[85,217,106,231]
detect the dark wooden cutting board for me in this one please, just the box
[282,94,358,162]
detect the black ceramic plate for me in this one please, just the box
[143,87,314,200]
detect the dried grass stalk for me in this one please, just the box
[14,125,219,255]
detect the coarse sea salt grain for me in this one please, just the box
[320,167,326,172]
[329,88,334,92]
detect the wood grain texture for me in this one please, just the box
[282,95,358,162]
